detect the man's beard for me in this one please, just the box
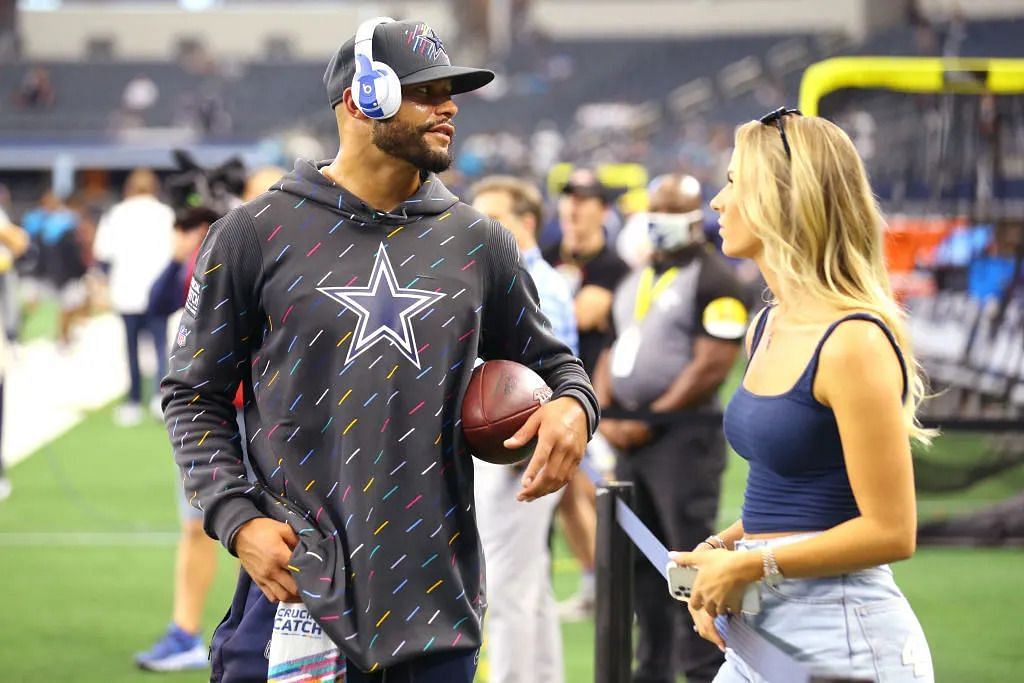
[372,118,453,173]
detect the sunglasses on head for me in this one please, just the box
[758,107,802,160]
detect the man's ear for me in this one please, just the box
[341,88,370,121]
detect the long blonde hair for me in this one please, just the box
[734,115,933,445]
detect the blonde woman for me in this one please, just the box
[670,108,934,682]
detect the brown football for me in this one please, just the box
[461,360,552,465]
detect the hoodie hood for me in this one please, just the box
[276,159,460,226]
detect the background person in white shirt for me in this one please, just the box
[93,168,174,426]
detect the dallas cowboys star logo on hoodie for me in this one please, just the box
[318,243,445,369]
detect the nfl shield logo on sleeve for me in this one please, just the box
[177,324,191,348]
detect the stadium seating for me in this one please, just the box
[1,18,1021,159]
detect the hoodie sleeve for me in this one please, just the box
[161,208,265,553]
[479,220,599,438]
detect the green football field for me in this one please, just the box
[1,375,1022,681]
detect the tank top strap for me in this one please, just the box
[800,313,909,401]
[748,305,773,357]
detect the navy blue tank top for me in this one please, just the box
[723,309,908,533]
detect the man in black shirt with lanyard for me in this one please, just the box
[595,174,746,683]
[162,17,597,682]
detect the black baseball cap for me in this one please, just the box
[560,168,610,203]
[324,19,495,109]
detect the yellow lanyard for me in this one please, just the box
[633,266,678,322]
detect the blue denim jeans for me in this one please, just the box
[712,535,934,683]
[122,312,168,403]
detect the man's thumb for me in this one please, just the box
[279,522,299,548]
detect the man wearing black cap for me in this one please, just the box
[162,17,598,682]
[543,169,630,378]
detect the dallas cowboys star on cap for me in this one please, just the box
[324,20,495,109]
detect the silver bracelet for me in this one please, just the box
[761,547,784,585]
[704,534,727,550]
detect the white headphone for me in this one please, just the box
[351,16,402,119]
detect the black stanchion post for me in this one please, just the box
[594,482,634,683]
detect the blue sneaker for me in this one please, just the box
[135,623,208,672]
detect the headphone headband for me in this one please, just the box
[354,16,395,65]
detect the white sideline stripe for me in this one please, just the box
[0,532,181,546]
[6,312,169,469]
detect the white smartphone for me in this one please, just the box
[665,561,762,615]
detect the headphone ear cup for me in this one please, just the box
[351,59,378,117]
[348,56,401,119]
[370,60,402,119]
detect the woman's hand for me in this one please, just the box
[670,549,761,617]
[689,604,726,651]
[679,539,728,650]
